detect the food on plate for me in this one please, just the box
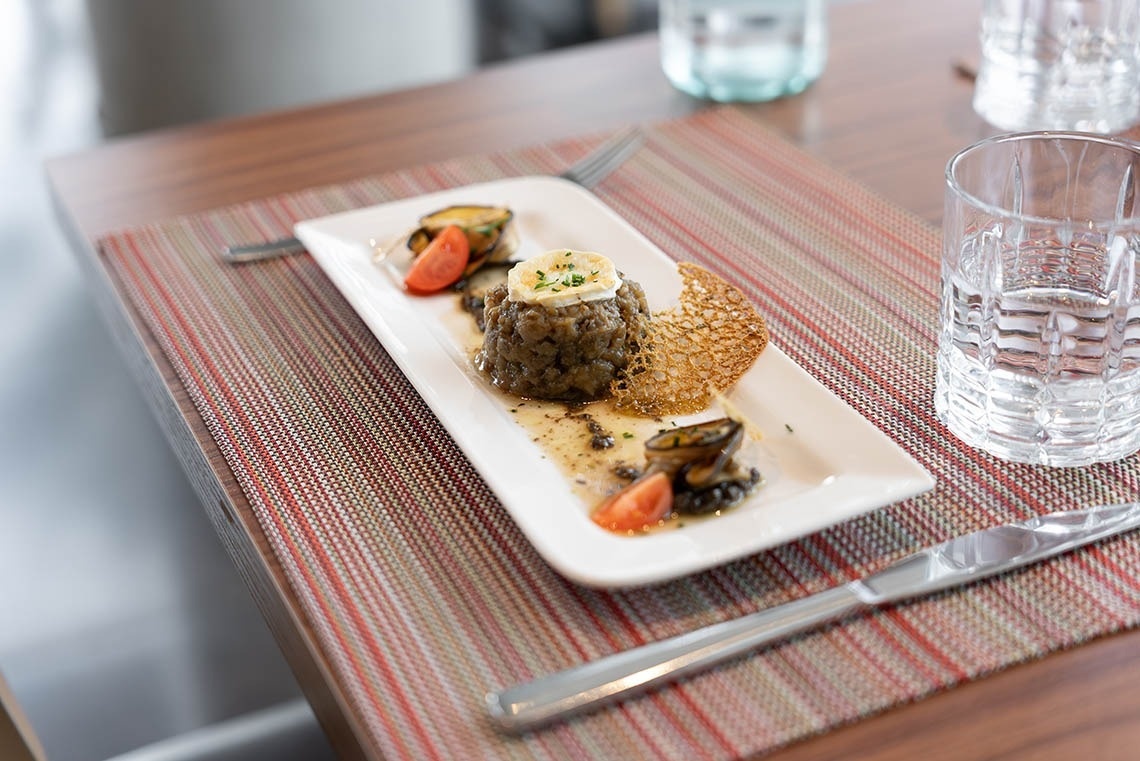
[643,418,762,515]
[391,201,773,532]
[612,262,769,415]
[591,417,763,533]
[590,471,672,533]
[472,251,771,533]
[403,225,470,295]
[477,249,651,401]
[407,204,518,277]
[506,249,623,307]
[459,262,515,331]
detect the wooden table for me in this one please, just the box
[46,0,1140,758]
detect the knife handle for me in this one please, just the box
[486,582,868,733]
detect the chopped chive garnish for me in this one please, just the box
[533,260,593,292]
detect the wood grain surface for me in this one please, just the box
[45,0,1140,758]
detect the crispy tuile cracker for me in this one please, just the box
[612,262,768,416]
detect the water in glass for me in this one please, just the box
[936,233,1140,466]
[659,0,826,102]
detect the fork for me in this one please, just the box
[221,126,645,263]
[556,125,644,189]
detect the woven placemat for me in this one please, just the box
[99,108,1140,760]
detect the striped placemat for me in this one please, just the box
[98,107,1140,760]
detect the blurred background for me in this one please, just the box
[0,2,654,759]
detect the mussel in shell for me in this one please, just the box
[643,418,761,515]
[644,418,743,483]
[407,205,519,276]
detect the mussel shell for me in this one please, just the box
[644,418,743,476]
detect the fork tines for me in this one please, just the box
[560,127,645,189]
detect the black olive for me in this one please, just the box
[672,468,761,515]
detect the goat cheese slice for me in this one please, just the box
[507,249,622,308]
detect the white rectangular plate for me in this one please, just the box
[296,176,934,588]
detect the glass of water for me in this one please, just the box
[659,0,827,102]
[936,132,1140,466]
[972,0,1140,133]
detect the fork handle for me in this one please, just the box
[485,584,866,734]
[222,237,306,263]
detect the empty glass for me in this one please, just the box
[936,132,1140,466]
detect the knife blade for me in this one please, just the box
[486,502,1140,734]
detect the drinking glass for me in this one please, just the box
[936,132,1140,466]
[972,0,1140,133]
[658,0,827,103]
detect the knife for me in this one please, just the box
[486,502,1140,734]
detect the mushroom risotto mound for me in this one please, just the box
[476,252,767,409]
[478,278,650,401]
